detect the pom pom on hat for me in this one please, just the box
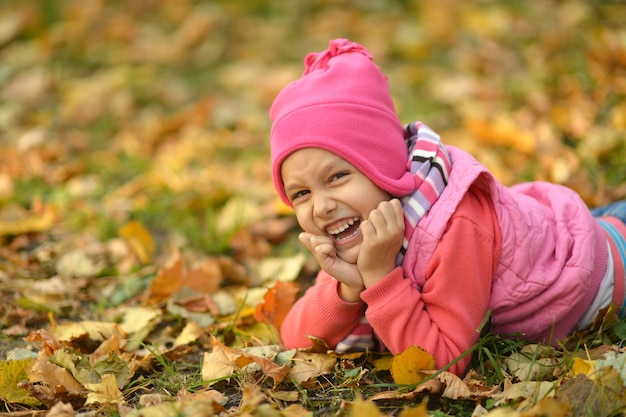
[270,38,415,206]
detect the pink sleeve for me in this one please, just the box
[362,191,498,374]
[280,270,366,349]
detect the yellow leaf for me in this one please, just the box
[174,320,203,346]
[84,373,125,405]
[522,397,568,417]
[0,359,40,407]
[398,401,429,417]
[55,321,123,344]
[391,345,436,385]
[119,221,156,264]
[0,203,55,236]
[465,115,536,154]
[571,356,594,376]
[372,354,393,372]
[348,396,384,417]
[117,306,162,343]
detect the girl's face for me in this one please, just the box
[281,148,391,264]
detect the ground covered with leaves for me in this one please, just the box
[1,0,626,416]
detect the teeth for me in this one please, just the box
[328,217,359,235]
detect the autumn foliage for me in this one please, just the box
[0,0,625,416]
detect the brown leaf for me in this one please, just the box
[174,294,220,314]
[24,329,59,356]
[254,280,298,330]
[287,351,336,385]
[235,353,291,389]
[557,368,626,417]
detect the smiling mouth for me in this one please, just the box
[327,217,361,242]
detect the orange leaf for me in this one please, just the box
[145,253,183,304]
[253,280,298,330]
[184,258,222,294]
[235,354,291,389]
[146,252,222,304]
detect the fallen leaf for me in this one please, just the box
[398,402,429,417]
[124,399,218,417]
[0,202,55,236]
[46,401,75,417]
[287,351,336,385]
[0,359,41,407]
[281,403,313,417]
[348,396,385,417]
[174,320,204,346]
[84,373,124,405]
[503,345,561,381]
[115,306,161,351]
[147,252,222,304]
[557,368,626,417]
[465,115,536,154]
[55,249,102,278]
[390,345,436,385]
[257,253,307,283]
[28,352,85,395]
[119,221,156,264]
[254,280,298,330]
[492,381,556,406]
[55,321,125,350]
[201,338,241,385]
[235,353,291,389]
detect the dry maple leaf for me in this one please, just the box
[24,328,59,355]
[287,351,336,385]
[84,373,125,405]
[234,353,291,389]
[146,252,222,304]
[253,280,298,330]
[201,338,242,385]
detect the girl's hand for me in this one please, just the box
[357,198,405,288]
[299,232,364,301]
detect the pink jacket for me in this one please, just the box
[405,146,607,340]
[280,146,608,374]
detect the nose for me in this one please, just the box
[313,191,337,218]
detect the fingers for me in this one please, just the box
[362,199,404,237]
[299,232,335,262]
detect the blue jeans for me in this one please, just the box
[592,201,626,317]
[591,201,626,224]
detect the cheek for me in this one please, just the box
[293,208,314,232]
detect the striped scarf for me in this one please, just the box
[397,122,452,266]
[335,122,451,353]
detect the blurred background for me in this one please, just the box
[1,0,625,256]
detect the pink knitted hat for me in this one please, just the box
[270,38,415,205]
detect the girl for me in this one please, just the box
[269,38,626,375]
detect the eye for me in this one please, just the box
[291,189,309,201]
[330,172,348,182]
